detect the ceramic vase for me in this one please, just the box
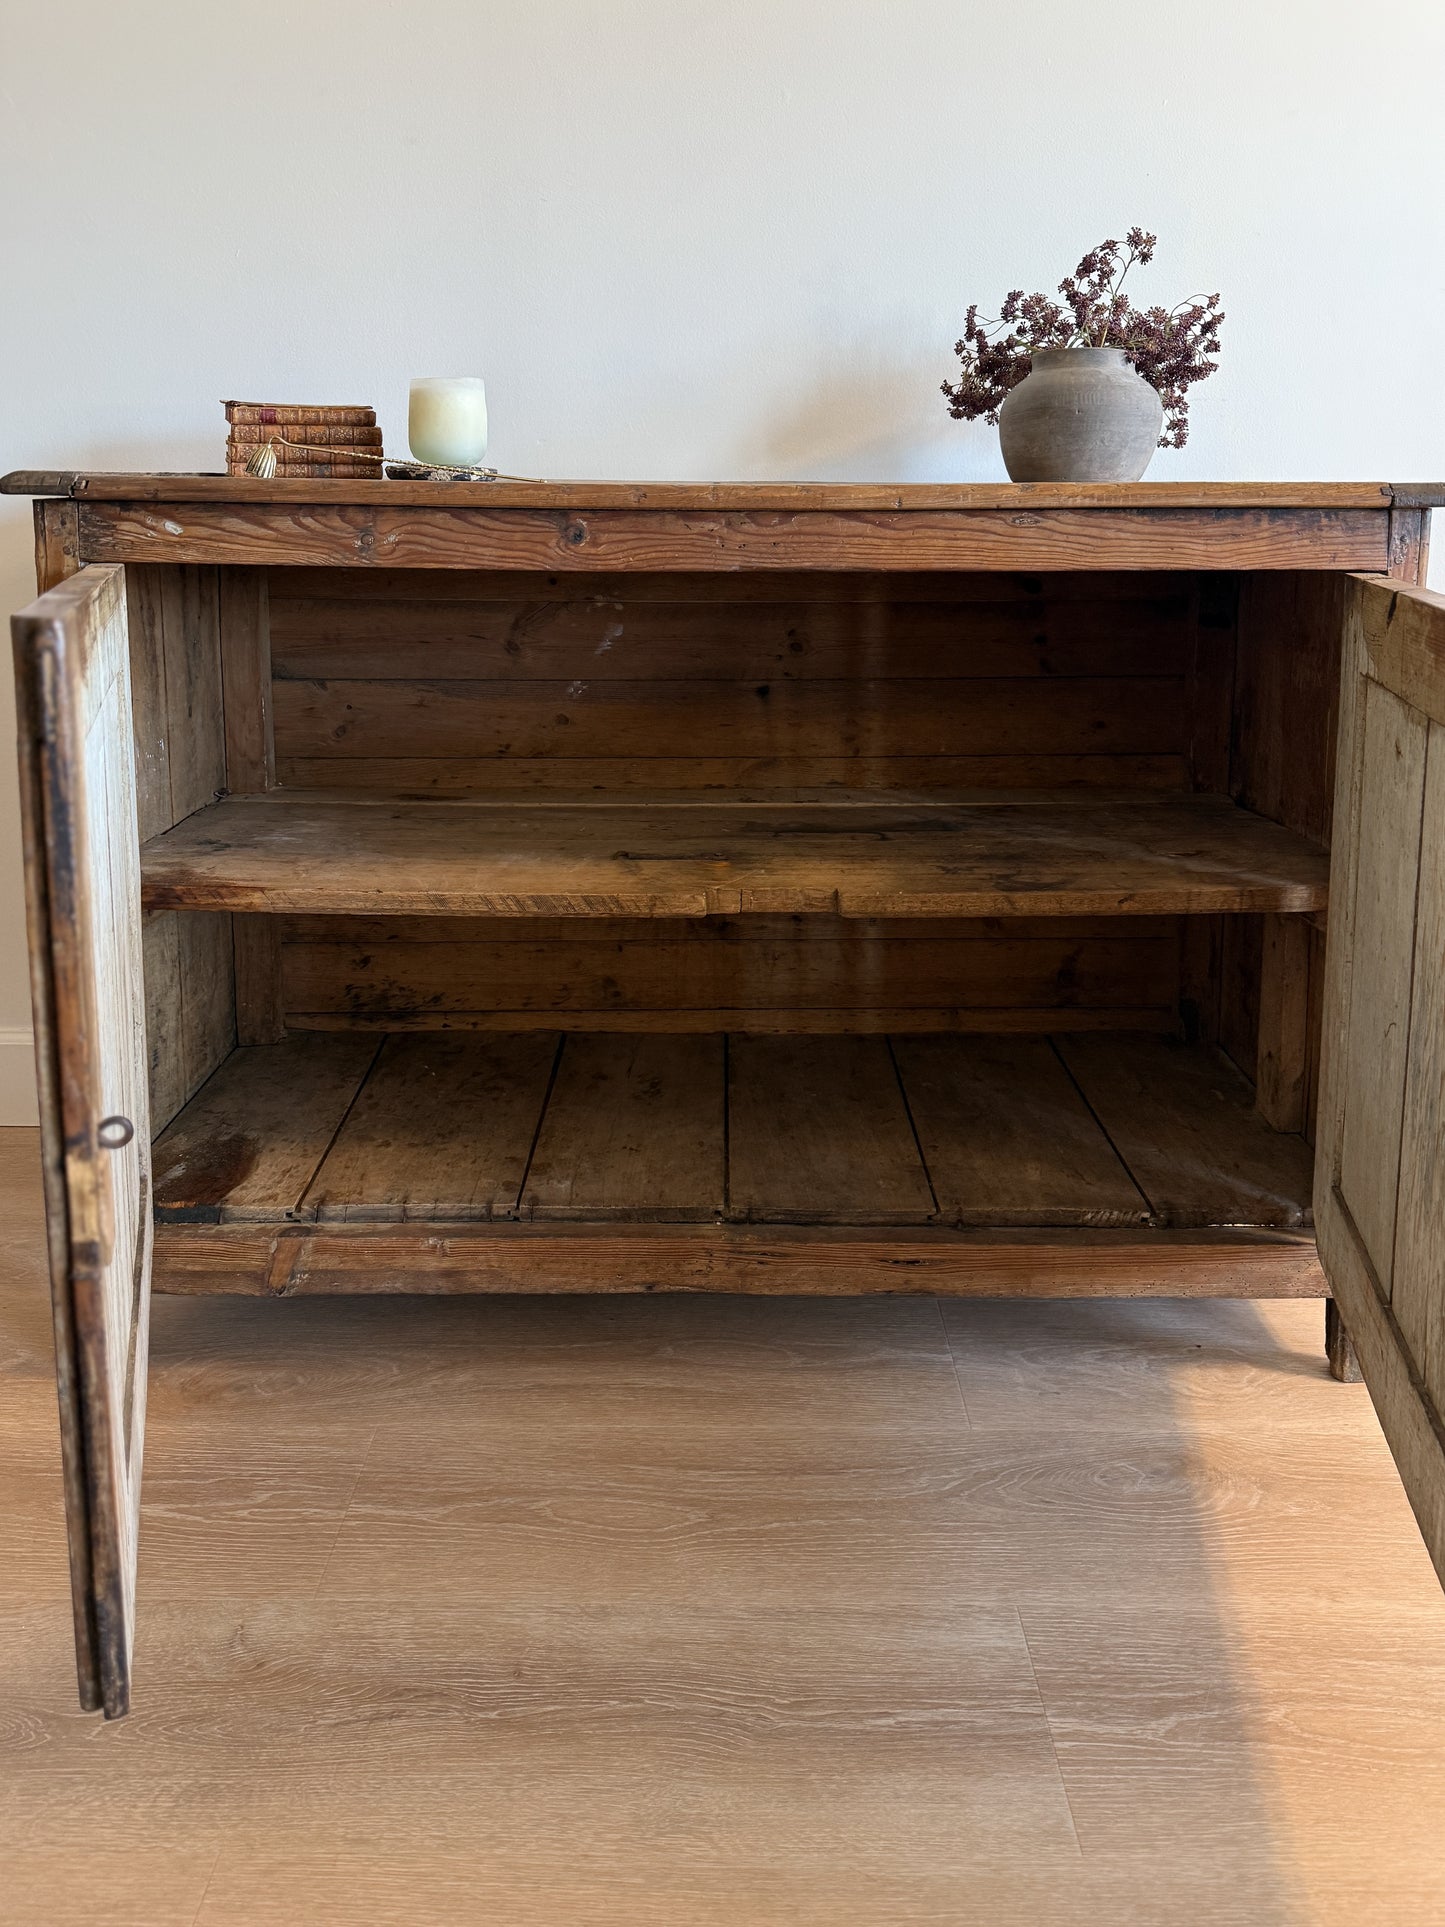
[998,346,1163,483]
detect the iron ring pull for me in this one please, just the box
[96,1116,135,1150]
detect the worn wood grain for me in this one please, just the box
[727,1035,935,1224]
[264,566,1225,606]
[1360,578,1445,730]
[1232,573,1345,849]
[32,497,81,590]
[304,1032,557,1222]
[522,1033,724,1221]
[151,1220,1325,1297]
[277,918,1178,1029]
[1,470,1409,505]
[73,502,1393,573]
[232,916,285,1046]
[127,565,235,1122]
[1336,679,1427,1291]
[273,673,1181,764]
[1255,913,1312,1132]
[268,589,1193,682]
[11,564,152,1717]
[139,792,1329,920]
[151,1035,379,1223]
[219,566,274,789]
[276,752,1192,794]
[893,1035,1146,1227]
[1383,724,1445,1417]
[1057,1033,1314,1229]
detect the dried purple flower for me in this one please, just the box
[941,231,1224,446]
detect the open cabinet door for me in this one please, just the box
[13,565,152,1717]
[1317,573,1445,1585]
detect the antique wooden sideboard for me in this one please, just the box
[8,471,1445,1716]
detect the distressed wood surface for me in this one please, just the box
[149,1029,1312,1243]
[125,565,235,1130]
[152,1034,379,1223]
[33,498,81,590]
[304,1033,557,1223]
[70,501,1394,572]
[273,673,1179,764]
[1315,574,1445,1586]
[140,791,1329,919]
[727,1035,936,1224]
[4,470,1418,505]
[893,1035,1146,1227]
[266,568,1199,802]
[1055,1033,1316,1229]
[268,578,1195,682]
[522,1033,724,1221]
[1335,680,1426,1293]
[1359,579,1445,729]
[276,912,1180,1033]
[150,1219,1325,1297]
[11,564,152,1718]
[218,568,283,1041]
[1254,912,1312,1132]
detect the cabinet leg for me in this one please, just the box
[1325,1299,1363,1383]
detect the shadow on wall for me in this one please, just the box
[725,342,1003,484]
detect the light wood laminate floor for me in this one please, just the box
[3,1126,1445,1925]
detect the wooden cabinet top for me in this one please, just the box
[8,474,1440,573]
[5,472,1443,508]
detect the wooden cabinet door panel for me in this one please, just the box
[1317,574,1445,1582]
[13,564,152,1717]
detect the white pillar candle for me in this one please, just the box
[408,376,489,466]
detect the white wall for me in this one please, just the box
[1,0,1442,1118]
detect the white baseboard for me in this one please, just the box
[0,1027,39,1126]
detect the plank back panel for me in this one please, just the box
[267,568,1195,795]
[275,912,1183,1035]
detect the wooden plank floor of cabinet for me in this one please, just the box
[521,1033,724,1221]
[726,1034,937,1224]
[302,1032,559,1222]
[1055,1033,1317,1230]
[151,1033,380,1222]
[151,1029,1315,1242]
[893,1035,1148,1227]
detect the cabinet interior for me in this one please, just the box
[127,562,1341,1269]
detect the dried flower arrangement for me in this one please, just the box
[942,230,1224,448]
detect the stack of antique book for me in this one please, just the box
[224,401,383,477]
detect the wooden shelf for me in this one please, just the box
[152,1029,1314,1233]
[140,790,1328,920]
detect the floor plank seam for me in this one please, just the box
[1014,1603,1086,1860]
[1048,1034,1155,1221]
[935,1298,975,1428]
[309,1424,379,1602]
[295,1034,387,1220]
[187,1843,224,1927]
[512,1031,567,1220]
[886,1034,942,1220]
